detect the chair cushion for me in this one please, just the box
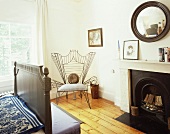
[58,84,86,91]
[68,73,79,84]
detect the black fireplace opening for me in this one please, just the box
[130,70,170,126]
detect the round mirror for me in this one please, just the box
[131,1,170,42]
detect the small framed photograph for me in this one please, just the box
[123,40,139,60]
[88,28,103,47]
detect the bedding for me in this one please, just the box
[0,95,44,134]
[0,95,81,134]
[32,102,82,134]
[21,102,82,134]
[33,102,82,134]
[51,102,81,134]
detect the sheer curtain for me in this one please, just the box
[35,0,48,66]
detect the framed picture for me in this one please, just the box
[88,28,103,47]
[123,40,139,60]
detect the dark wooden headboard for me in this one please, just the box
[14,62,52,134]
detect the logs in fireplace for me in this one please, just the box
[142,94,163,113]
[130,69,170,129]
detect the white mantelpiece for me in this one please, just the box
[119,60,170,113]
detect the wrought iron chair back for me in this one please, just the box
[51,50,95,84]
[51,50,97,109]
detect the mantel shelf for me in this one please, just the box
[119,59,170,65]
[119,59,170,74]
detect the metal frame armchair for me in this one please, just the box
[51,50,97,109]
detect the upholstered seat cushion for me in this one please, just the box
[58,84,87,91]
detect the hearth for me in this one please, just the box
[130,70,170,129]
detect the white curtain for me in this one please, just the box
[35,0,48,66]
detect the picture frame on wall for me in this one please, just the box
[123,40,139,60]
[88,28,103,47]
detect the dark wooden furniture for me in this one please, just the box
[14,61,52,134]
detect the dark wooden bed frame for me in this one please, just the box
[14,61,52,134]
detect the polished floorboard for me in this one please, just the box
[51,92,144,134]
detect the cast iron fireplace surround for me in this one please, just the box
[130,69,170,124]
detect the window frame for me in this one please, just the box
[0,21,35,80]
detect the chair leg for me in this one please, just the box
[79,91,82,98]
[73,91,76,100]
[83,91,91,109]
[66,92,68,99]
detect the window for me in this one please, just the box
[0,22,34,77]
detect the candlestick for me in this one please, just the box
[118,40,120,59]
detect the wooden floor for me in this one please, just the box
[51,92,144,134]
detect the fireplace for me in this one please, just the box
[130,69,170,126]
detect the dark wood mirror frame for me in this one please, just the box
[131,1,170,42]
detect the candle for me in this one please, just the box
[118,40,120,59]
[118,40,120,51]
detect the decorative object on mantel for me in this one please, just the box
[118,40,120,59]
[88,28,103,47]
[159,47,170,62]
[123,40,139,60]
[164,47,168,62]
[167,48,170,62]
[159,47,165,62]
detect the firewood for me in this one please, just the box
[155,96,163,106]
[144,94,149,103]
[155,96,158,106]
[148,94,154,104]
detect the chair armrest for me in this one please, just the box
[51,79,64,90]
[83,76,97,85]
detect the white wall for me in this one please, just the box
[0,0,35,23]
[77,0,170,107]
[45,0,170,106]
